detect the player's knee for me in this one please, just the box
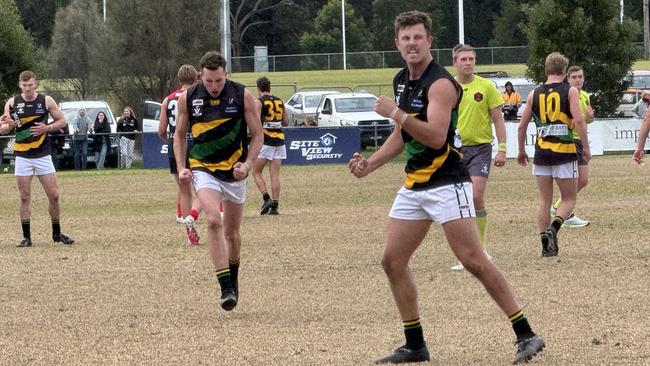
[205,212,224,229]
[459,252,486,276]
[381,254,405,276]
[48,191,60,203]
[224,229,240,244]
[19,192,31,205]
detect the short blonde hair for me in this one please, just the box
[545,52,569,76]
[177,64,198,85]
[452,44,476,61]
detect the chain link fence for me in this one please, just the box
[233,46,531,72]
[0,132,145,170]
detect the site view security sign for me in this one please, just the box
[284,127,360,165]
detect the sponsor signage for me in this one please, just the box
[285,127,359,165]
[141,127,361,168]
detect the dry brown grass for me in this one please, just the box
[0,155,649,365]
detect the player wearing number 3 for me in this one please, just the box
[252,77,288,216]
[517,52,591,257]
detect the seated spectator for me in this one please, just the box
[501,81,521,120]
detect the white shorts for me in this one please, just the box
[389,182,475,224]
[14,155,56,176]
[258,145,287,160]
[192,170,247,204]
[532,161,578,179]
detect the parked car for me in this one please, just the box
[315,92,394,149]
[59,100,119,168]
[616,89,645,117]
[142,100,162,133]
[631,70,650,89]
[285,90,341,126]
[489,76,537,120]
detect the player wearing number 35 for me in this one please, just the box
[252,76,288,216]
[517,52,591,257]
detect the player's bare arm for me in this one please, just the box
[234,89,262,180]
[517,91,534,166]
[350,129,405,178]
[31,96,66,136]
[633,111,650,164]
[281,101,288,127]
[490,106,507,167]
[158,97,169,141]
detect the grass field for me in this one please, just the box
[0,155,649,365]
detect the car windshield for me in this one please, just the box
[304,95,324,109]
[334,97,376,113]
[633,75,650,89]
[62,107,114,129]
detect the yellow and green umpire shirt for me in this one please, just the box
[573,89,590,141]
[456,75,503,146]
[12,93,52,158]
[530,82,577,166]
[186,79,248,182]
[393,60,470,190]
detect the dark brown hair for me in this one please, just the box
[199,51,227,71]
[394,11,432,37]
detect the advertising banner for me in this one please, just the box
[285,127,360,165]
[142,133,168,169]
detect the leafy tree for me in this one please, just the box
[0,0,40,101]
[489,0,527,46]
[299,0,373,69]
[370,1,443,51]
[229,0,297,70]
[46,0,103,100]
[524,0,640,116]
[16,0,72,48]
[94,0,218,110]
[462,0,501,46]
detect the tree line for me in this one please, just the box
[0,0,644,116]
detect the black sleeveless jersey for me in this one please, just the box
[393,60,469,190]
[12,93,51,158]
[185,79,248,182]
[259,94,285,146]
[530,82,577,165]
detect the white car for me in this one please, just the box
[142,100,162,133]
[315,92,394,149]
[285,90,341,126]
[58,100,119,168]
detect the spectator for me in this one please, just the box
[632,91,650,119]
[93,111,110,169]
[501,81,522,120]
[72,108,92,170]
[117,106,138,168]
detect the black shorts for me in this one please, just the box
[168,139,192,174]
[575,140,589,166]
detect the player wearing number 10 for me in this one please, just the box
[252,77,288,215]
[517,52,591,257]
